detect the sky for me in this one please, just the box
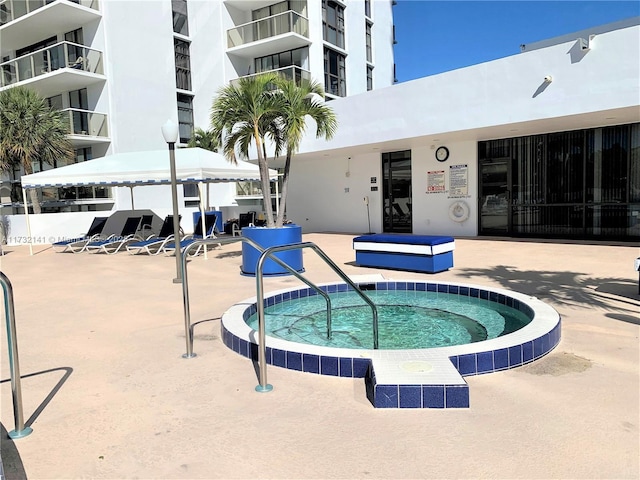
[392,1,640,82]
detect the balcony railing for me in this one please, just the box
[232,65,311,87]
[0,0,99,26]
[63,108,108,138]
[0,41,103,88]
[227,10,309,48]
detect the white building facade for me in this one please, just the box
[287,18,640,241]
[1,3,638,243]
[0,0,396,242]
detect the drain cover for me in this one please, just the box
[401,361,433,373]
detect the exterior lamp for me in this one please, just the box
[161,119,182,283]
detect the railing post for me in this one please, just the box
[1,271,33,439]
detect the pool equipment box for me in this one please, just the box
[353,234,455,273]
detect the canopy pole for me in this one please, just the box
[198,182,208,260]
[22,188,33,256]
[128,186,135,209]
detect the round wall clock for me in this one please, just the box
[435,146,449,162]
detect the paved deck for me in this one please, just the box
[1,234,638,479]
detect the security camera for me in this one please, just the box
[544,75,553,83]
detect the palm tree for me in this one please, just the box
[186,127,218,152]
[272,77,337,227]
[210,73,337,228]
[210,72,286,227]
[0,86,74,214]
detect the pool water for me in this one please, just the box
[247,290,531,350]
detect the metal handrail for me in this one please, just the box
[255,242,379,392]
[179,237,332,359]
[1,271,33,439]
[178,236,379,395]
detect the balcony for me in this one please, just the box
[0,41,105,97]
[0,0,100,53]
[232,65,311,87]
[63,108,109,146]
[227,10,310,58]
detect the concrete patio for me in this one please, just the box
[1,233,638,479]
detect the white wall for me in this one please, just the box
[102,1,178,153]
[286,22,640,237]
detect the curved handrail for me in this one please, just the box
[179,237,332,358]
[255,242,379,391]
[1,271,33,439]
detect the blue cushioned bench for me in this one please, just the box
[353,234,455,273]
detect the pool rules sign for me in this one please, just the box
[448,164,468,198]
[426,170,445,193]
[426,164,468,196]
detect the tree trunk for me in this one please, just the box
[275,149,292,228]
[23,160,42,214]
[28,188,41,215]
[254,126,275,228]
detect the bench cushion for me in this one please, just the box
[353,234,455,256]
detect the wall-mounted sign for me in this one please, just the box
[448,164,468,198]
[371,186,378,191]
[371,177,377,184]
[426,170,446,193]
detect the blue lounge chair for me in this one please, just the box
[126,215,181,255]
[85,216,142,254]
[162,215,218,257]
[52,217,109,253]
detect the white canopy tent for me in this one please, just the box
[20,147,278,254]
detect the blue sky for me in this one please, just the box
[392,1,640,82]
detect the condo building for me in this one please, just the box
[1,2,638,244]
[0,0,396,236]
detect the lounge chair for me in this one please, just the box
[85,216,142,254]
[233,211,256,236]
[138,214,155,238]
[162,215,219,257]
[52,217,109,253]
[126,215,181,255]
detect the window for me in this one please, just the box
[324,48,346,96]
[365,22,372,63]
[172,0,189,36]
[174,38,191,91]
[364,0,371,17]
[478,122,640,240]
[46,94,63,110]
[366,65,373,91]
[177,93,193,143]
[252,1,306,20]
[254,47,307,74]
[322,0,345,49]
[69,88,89,134]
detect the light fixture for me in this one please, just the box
[162,119,183,284]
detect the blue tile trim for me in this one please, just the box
[445,385,470,408]
[272,349,286,368]
[399,385,422,408]
[303,354,320,373]
[423,385,445,408]
[458,354,476,375]
[287,351,302,371]
[494,348,509,370]
[353,358,370,378]
[320,356,339,376]
[375,385,399,408]
[476,351,494,374]
[339,358,353,377]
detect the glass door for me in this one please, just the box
[382,150,412,233]
[479,158,510,233]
